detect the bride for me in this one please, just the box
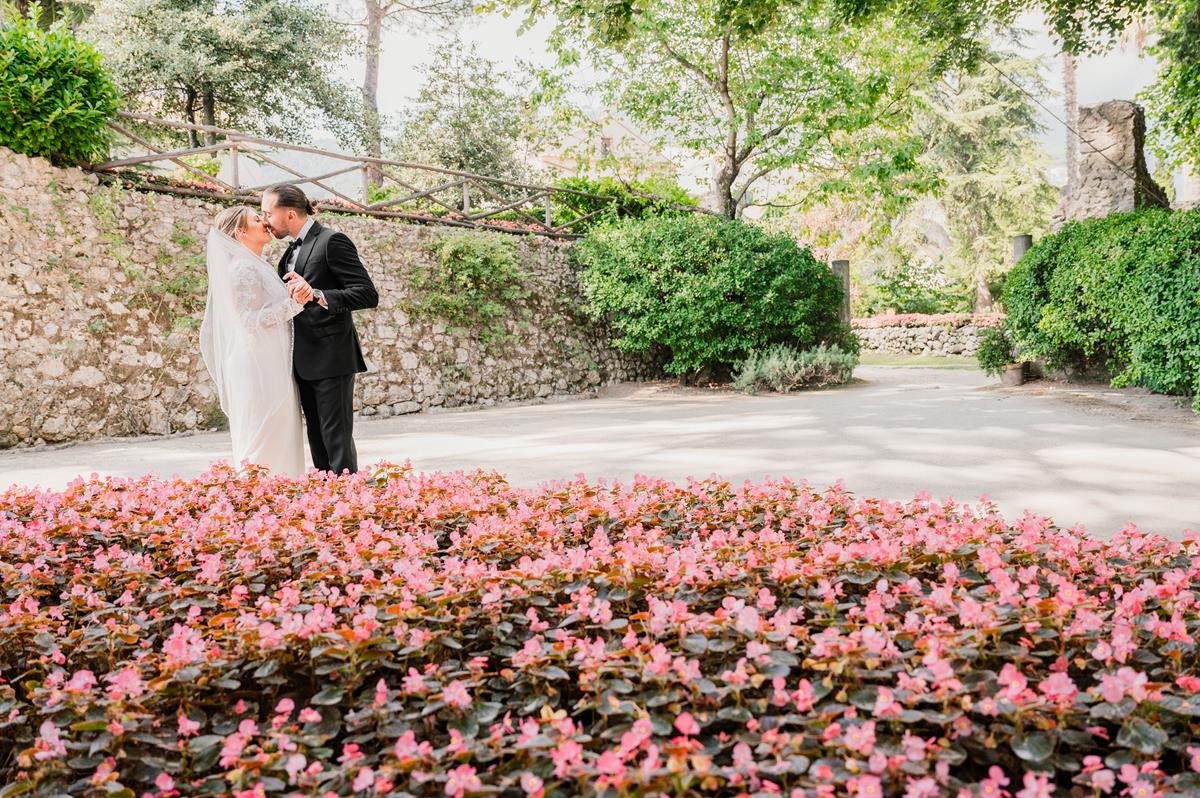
[200,206,309,477]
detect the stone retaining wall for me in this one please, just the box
[0,147,655,448]
[853,314,1001,356]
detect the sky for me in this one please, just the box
[327,7,1164,189]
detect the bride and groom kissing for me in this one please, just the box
[200,185,379,478]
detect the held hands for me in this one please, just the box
[283,272,315,306]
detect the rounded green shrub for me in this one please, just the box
[0,9,121,166]
[575,215,854,378]
[1003,209,1200,407]
[974,325,1017,377]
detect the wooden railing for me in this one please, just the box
[90,112,707,238]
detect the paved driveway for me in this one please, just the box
[2,366,1198,539]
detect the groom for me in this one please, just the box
[262,184,379,475]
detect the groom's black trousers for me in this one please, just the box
[297,373,358,475]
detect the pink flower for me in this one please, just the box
[155,772,176,791]
[442,680,472,710]
[393,730,433,764]
[1016,772,1052,798]
[352,767,375,792]
[997,663,1027,700]
[162,624,206,667]
[595,749,625,776]
[1039,671,1078,703]
[177,715,201,737]
[980,766,1010,798]
[34,720,66,761]
[674,711,700,736]
[1189,746,1200,773]
[1091,769,1116,793]
[735,605,761,635]
[853,775,883,798]
[520,772,544,798]
[104,665,145,701]
[65,670,98,693]
[298,708,322,723]
[844,721,876,755]
[904,777,940,798]
[444,764,482,798]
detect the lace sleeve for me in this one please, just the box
[230,261,304,331]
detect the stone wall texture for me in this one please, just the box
[0,147,656,448]
[852,315,998,356]
[1052,100,1169,229]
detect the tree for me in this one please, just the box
[506,0,940,219]
[917,46,1057,311]
[1142,0,1200,177]
[391,43,529,181]
[82,0,361,147]
[340,0,470,180]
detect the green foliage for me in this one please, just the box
[411,232,531,343]
[915,42,1056,311]
[1003,208,1200,408]
[552,175,697,232]
[81,0,361,148]
[575,215,853,378]
[732,343,858,393]
[856,255,973,316]
[0,6,120,165]
[975,324,1017,376]
[502,0,939,219]
[391,43,535,185]
[1143,0,1200,173]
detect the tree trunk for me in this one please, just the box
[1062,51,1079,188]
[362,0,385,185]
[974,266,993,313]
[201,89,217,146]
[184,86,200,149]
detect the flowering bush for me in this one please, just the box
[853,313,1006,330]
[1,465,1198,797]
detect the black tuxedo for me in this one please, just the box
[277,220,378,474]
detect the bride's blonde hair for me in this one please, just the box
[214,206,253,239]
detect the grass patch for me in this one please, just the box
[859,351,980,369]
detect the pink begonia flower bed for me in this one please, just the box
[852,314,1006,330]
[1,464,1198,797]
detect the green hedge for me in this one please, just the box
[575,215,854,378]
[1003,208,1200,407]
[0,10,120,166]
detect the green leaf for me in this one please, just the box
[1117,718,1168,755]
[187,735,224,754]
[0,782,33,798]
[311,687,345,706]
[1010,732,1054,762]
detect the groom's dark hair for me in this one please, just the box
[265,184,316,216]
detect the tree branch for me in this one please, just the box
[734,166,771,207]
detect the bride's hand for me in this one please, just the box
[284,272,315,305]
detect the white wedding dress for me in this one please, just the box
[200,230,306,477]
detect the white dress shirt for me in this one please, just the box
[287,217,316,273]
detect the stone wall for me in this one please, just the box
[1052,100,1169,229]
[853,314,1002,356]
[0,147,655,448]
